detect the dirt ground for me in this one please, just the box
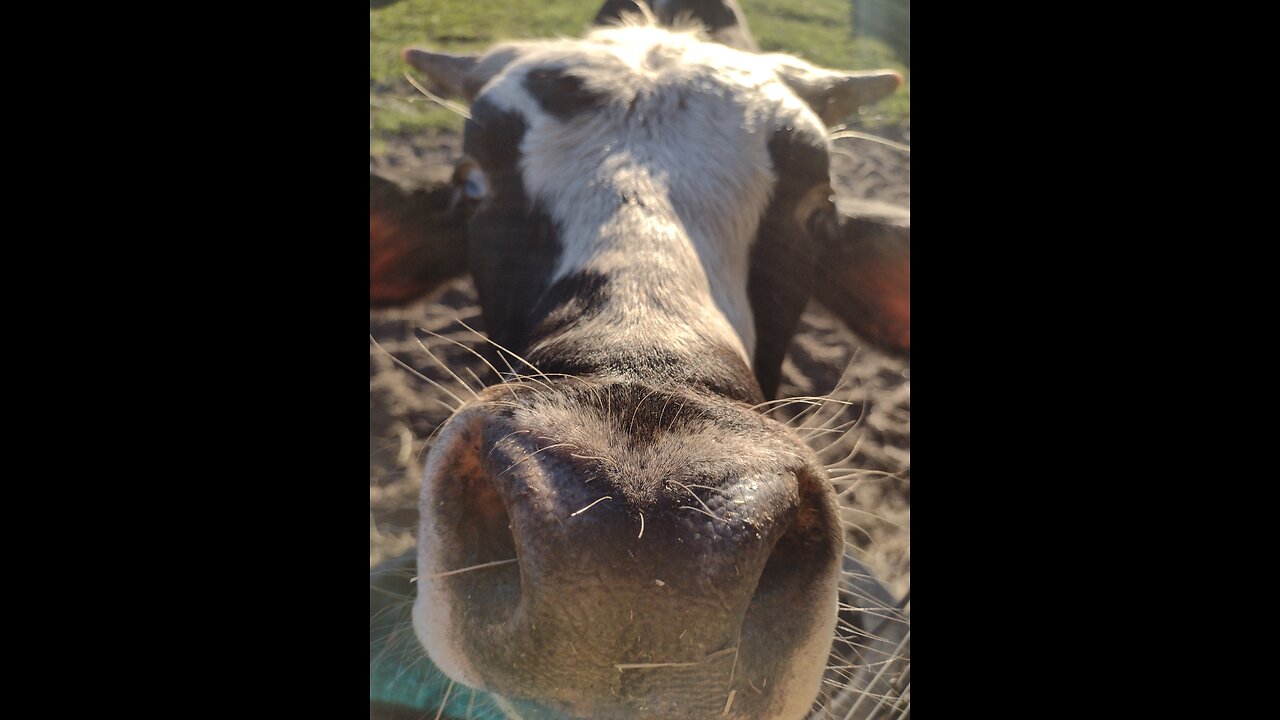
[369,128,910,608]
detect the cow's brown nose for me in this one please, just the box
[415,385,844,719]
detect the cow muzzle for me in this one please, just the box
[413,381,844,719]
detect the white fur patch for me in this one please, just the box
[472,26,828,366]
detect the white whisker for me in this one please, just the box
[433,679,455,720]
[369,335,463,412]
[571,495,613,517]
[679,505,719,522]
[670,480,716,517]
[414,335,482,399]
[429,558,519,579]
[498,442,575,476]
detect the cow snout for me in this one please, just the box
[413,383,844,719]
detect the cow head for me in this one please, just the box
[370,7,908,720]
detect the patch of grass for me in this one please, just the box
[369,0,909,143]
[370,92,465,136]
[740,0,909,130]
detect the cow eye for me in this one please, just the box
[452,159,488,198]
[795,182,836,229]
[449,159,489,211]
[463,166,488,199]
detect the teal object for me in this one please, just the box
[370,552,507,719]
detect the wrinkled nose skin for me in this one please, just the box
[413,384,843,720]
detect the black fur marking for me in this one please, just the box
[527,270,612,343]
[767,124,831,186]
[593,0,756,50]
[464,99,564,356]
[593,0,647,26]
[748,127,831,398]
[594,0,743,31]
[653,0,741,31]
[522,272,763,403]
[463,98,525,173]
[531,337,764,405]
[523,67,606,121]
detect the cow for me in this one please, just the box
[370,2,909,718]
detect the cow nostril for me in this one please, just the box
[469,462,512,547]
[438,445,523,623]
[473,470,518,559]
[749,476,839,610]
[752,522,801,608]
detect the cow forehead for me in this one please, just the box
[475,25,820,134]
[469,26,829,236]
[467,26,829,362]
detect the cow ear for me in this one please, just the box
[771,56,902,126]
[401,46,529,101]
[812,204,910,354]
[370,166,477,308]
[401,48,479,100]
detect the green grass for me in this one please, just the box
[370,0,909,143]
